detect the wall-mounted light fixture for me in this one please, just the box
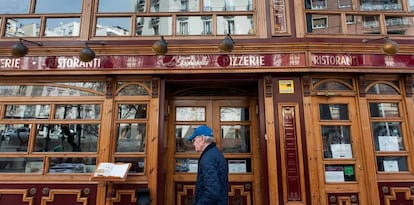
[79,41,106,62]
[152,36,168,55]
[11,38,42,58]
[218,34,235,52]
[362,36,399,55]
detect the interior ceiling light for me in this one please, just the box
[362,36,399,55]
[218,34,235,52]
[79,41,106,62]
[152,36,168,55]
[11,38,42,58]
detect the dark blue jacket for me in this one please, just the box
[194,142,228,205]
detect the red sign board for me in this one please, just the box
[311,53,414,68]
[0,53,306,70]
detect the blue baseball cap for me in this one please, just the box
[186,125,213,141]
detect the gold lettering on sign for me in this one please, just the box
[282,106,301,201]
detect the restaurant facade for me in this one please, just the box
[1,0,414,205]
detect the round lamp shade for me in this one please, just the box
[11,42,28,58]
[79,46,96,62]
[152,37,168,55]
[381,39,399,55]
[218,37,234,52]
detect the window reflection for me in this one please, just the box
[55,104,101,120]
[116,123,146,152]
[176,107,205,121]
[5,104,50,119]
[369,102,399,118]
[99,0,147,12]
[35,0,82,13]
[217,15,254,35]
[0,157,43,173]
[220,107,249,121]
[150,0,199,12]
[319,104,349,120]
[34,124,99,152]
[321,125,352,158]
[203,0,253,11]
[0,0,30,14]
[372,122,404,151]
[377,156,407,172]
[0,84,103,97]
[115,157,145,173]
[136,17,172,36]
[118,104,147,119]
[175,125,200,153]
[221,125,250,153]
[49,157,96,173]
[0,124,31,152]
[5,18,40,37]
[45,18,80,36]
[96,17,131,36]
[367,83,399,95]
[359,0,402,11]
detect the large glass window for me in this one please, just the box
[95,0,255,36]
[0,0,82,37]
[304,0,414,36]
[0,81,104,174]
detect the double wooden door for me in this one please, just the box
[164,97,262,205]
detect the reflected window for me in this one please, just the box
[117,84,150,96]
[0,124,31,152]
[0,0,30,14]
[369,102,399,118]
[175,125,202,153]
[99,0,147,12]
[221,125,250,153]
[54,104,101,120]
[116,123,146,152]
[0,84,104,97]
[118,104,147,119]
[96,17,131,36]
[115,157,145,173]
[217,15,253,35]
[136,17,172,36]
[319,104,349,120]
[5,104,50,119]
[372,122,404,151]
[45,18,80,37]
[48,157,96,173]
[377,156,407,172]
[176,107,205,121]
[5,18,40,37]
[0,157,43,173]
[175,158,198,173]
[359,0,402,11]
[321,125,352,158]
[367,83,399,95]
[35,0,82,13]
[34,124,99,152]
[220,107,249,121]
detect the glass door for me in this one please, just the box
[309,97,368,204]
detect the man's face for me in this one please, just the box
[192,136,205,152]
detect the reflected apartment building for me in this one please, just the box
[2,0,414,205]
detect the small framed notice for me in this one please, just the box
[278,80,294,94]
[90,162,131,181]
[330,144,353,158]
[378,136,399,151]
[383,160,399,172]
[228,160,247,173]
[325,167,344,182]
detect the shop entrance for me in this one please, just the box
[163,80,262,205]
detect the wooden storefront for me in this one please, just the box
[1,0,414,205]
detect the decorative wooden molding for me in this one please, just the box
[358,74,366,97]
[106,76,114,99]
[110,190,137,203]
[404,75,413,97]
[264,75,273,97]
[0,189,35,205]
[302,75,311,96]
[41,189,88,205]
[152,78,159,98]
